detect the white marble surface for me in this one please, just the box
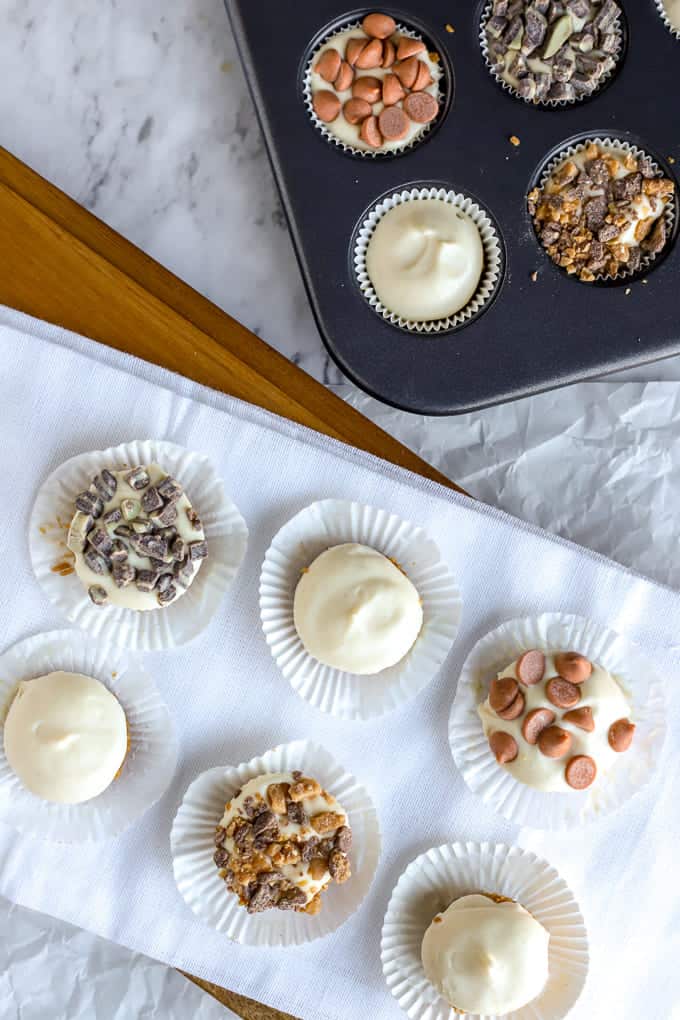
[1,2,679,1018]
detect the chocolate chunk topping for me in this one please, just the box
[88,528,114,556]
[141,487,164,513]
[112,562,136,588]
[120,498,140,521]
[109,539,128,563]
[611,172,642,201]
[156,583,177,605]
[135,569,158,593]
[150,502,178,527]
[186,507,203,530]
[76,491,104,518]
[188,540,208,562]
[277,887,308,911]
[213,847,230,868]
[334,825,352,853]
[286,800,306,826]
[125,467,150,490]
[84,549,108,574]
[94,469,117,500]
[157,476,183,502]
[584,194,608,231]
[88,584,108,605]
[102,507,122,527]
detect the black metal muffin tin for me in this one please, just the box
[226,1,680,415]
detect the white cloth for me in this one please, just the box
[0,307,677,1020]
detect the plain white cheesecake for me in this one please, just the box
[293,543,423,674]
[366,199,484,322]
[3,671,128,804]
[422,894,550,1015]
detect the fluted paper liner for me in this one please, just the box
[533,137,676,282]
[654,0,680,40]
[259,499,462,719]
[29,439,248,650]
[354,187,503,334]
[303,20,443,158]
[448,613,667,830]
[382,841,588,1020]
[170,740,381,946]
[0,629,177,842]
[479,0,623,108]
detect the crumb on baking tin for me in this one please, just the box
[429,51,440,62]
[509,134,520,147]
[625,287,631,295]
[445,23,455,33]
[669,156,676,164]
[530,270,538,282]
[642,279,648,285]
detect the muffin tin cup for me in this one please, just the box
[654,0,680,39]
[448,613,667,831]
[170,739,381,946]
[381,840,589,1020]
[29,439,248,651]
[533,136,677,283]
[0,629,177,843]
[354,186,503,334]
[479,0,624,109]
[303,19,444,158]
[259,499,462,720]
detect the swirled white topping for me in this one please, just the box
[293,543,422,674]
[366,199,484,322]
[422,894,550,1015]
[3,671,127,804]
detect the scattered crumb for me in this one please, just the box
[434,916,443,924]
[625,287,631,295]
[509,134,520,147]
[445,23,455,33]
[111,671,118,678]
[669,156,676,164]
[530,270,538,282]
[220,60,233,73]
[642,278,648,285]
[429,51,440,62]
[39,526,46,534]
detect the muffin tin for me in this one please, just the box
[226,1,680,414]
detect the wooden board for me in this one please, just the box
[0,146,466,1019]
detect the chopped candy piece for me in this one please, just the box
[109,540,128,563]
[112,562,136,588]
[93,470,117,500]
[102,507,122,527]
[150,502,178,527]
[157,476,184,502]
[120,498,140,521]
[171,537,186,561]
[135,569,158,593]
[88,528,114,556]
[88,585,108,605]
[125,467,150,490]
[75,491,104,518]
[141,487,164,513]
[157,583,177,605]
[188,540,208,562]
[84,549,108,575]
[186,507,203,531]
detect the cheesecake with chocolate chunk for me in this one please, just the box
[479,649,635,791]
[214,771,352,915]
[529,141,675,281]
[67,464,207,610]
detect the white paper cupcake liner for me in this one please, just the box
[259,499,462,720]
[170,740,381,946]
[303,20,444,158]
[382,841,588,1020]
[532,137,676,282]
[479,0,623,108]
[354,187,503,334]
[0,629,177,842]
[29,439,248,651]
[654,0,680,40]
[448,613,667,830]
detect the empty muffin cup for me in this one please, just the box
[354,186,503,333]
[304,13,445,157]
[480,0,624,107]
[655,0,680,39]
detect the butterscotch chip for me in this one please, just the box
[489,676,520,712]
[266,782,289,814]
[311,811,345,834]
[565,754,597,789]
[313,90,341,123]
[563,706,595,732]
[554,652,592,685]
[403,91,438,124]
[537,725,572,759]
[289,777,321,801]
[359,114,383,148]
[522,707,556,745]
[396,37,426,60]
[346,38,366,66]
[352,75,382,104]
[355,38,384,69]
[411,60,433,92]
[382,38,396,67]
[394,56,419,89]
[314,48,342,83]
[382,72,406,106]
[489,731,518,764]
[334,60,354,92]
[496,690,525,720]
[516,649,546,686]
[304,894,322,915]
[608,718,635,752]
[362,13,397,39]
[378,105,409,141]
[546,676,581,709]
[344,97,372,125]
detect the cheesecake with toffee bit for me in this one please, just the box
[214,771,352,915]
